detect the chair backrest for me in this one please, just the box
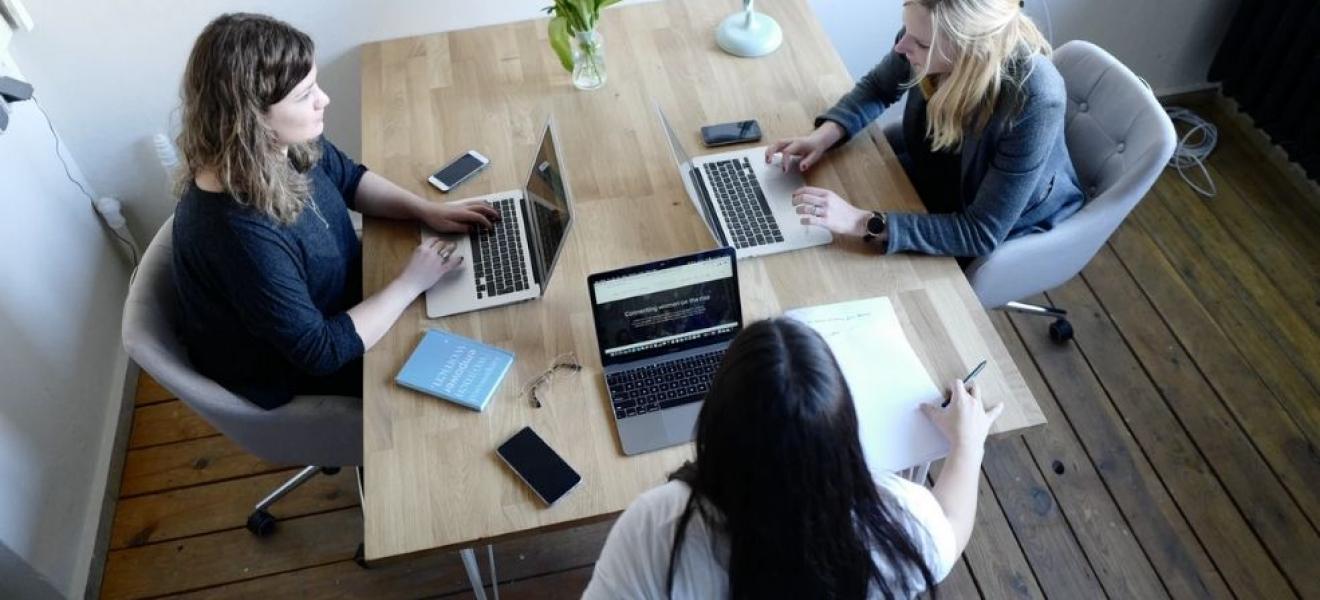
[964,41,1176,308]
[121,217,362,467]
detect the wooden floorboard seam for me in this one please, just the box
[1000,312,1173,600]
[1125,211,1320,447]
[117,466,299,501]
[978,319,1109,598]
[109,503,364,553]
[1084,250,1320,536]
[134,556,356,600]
[1007,440,1111,598]
[126,432,225,453]
[1045,282,1304,596]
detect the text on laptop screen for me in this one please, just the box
[592,255,738,360]
[525,127,572,284]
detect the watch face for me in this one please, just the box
[867,214,886,235]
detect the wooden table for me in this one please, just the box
[359,0,1044,563]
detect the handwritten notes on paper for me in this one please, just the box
[786,297,950,473]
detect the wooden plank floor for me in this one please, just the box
[99,98,1320,599]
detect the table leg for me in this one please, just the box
[460,547,487,600]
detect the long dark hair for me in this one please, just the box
[667,318,936,599]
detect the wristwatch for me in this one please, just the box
[862,211,887,243]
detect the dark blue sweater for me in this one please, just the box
[173,138,367,409]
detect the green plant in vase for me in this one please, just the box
[544,0,620,90]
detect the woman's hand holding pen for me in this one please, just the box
[922,378,1003,454]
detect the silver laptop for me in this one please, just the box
[424,118,575,318]
[587,247,742,455]
[655,105,832,259]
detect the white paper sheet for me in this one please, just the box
[785,297,951,474]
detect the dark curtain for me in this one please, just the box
[1209,0,1320,180]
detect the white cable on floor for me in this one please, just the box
[1165,106,1219,198]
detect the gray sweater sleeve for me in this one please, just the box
[885,86,1065,257]
[815,42,911,145]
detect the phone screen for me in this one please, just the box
[432,153,486,187]
[497,427,582,505]
[701,120,762,146]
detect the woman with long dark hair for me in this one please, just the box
[172,13,498,409]
[584,318,1002,598]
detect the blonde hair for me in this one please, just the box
[906,0,1051,151]
[175,13,321,225]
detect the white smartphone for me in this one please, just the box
[427,150,490,193]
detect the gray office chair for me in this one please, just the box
[120,217,366,553]
[963,40,1176,341]
[122,218,496,592]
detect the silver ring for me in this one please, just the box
[814,206,823,217]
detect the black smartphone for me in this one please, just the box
[496,426,582,505]
[427,150,490,192]
[701,120,762,147]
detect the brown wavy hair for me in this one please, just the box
[175,13,321,224]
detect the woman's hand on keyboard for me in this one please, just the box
[399,239,465,295]
[416,200,501,233]
[764,121,845,173]
[792,186,870,237]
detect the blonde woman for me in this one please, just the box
[173,13,498,409]
[769,0,1083,259]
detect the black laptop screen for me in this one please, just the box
[590,250,741,366]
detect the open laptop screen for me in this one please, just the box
[524,119,574,290]
[588,248,741,367]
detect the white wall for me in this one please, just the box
[0,56,133,600]
[10,0,1237,252]
[7,0,653,253]
[811,0,1240,93]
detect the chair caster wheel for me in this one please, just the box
[320,466,341,475]
[1049,318,1074,344]
[354,543,370,569]
[246,509,277,537]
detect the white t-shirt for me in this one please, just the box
[582,473,958,599]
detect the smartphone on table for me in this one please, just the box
[427,150,489,192]
[701,120,762,147]
[496,426,582,506]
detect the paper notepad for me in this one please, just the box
[395,329,514,411]
[785,297,950,473]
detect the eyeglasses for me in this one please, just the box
[523,353,582,408]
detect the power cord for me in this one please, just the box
[1164,106,1219,198]
[32,95,141,265]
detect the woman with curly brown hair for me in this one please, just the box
[172,13,496,409]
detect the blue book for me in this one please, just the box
[395,329,515,411]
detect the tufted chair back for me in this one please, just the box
[964,41,1176,308]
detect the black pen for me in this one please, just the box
[942,360,987,407]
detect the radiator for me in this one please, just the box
[1209,0,1320,181]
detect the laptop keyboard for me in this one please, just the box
[704,157,784,249]
[471,198,530,299]
[607,349,726,420]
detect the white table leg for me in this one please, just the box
[460,547,487,600]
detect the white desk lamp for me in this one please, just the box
[716,0,783,58]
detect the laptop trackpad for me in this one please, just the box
[662,402,702,444]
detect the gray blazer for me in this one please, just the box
[818,40,1084,257]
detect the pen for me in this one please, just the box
[942,360,987,407]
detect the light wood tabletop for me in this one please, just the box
[359,0,1044,562]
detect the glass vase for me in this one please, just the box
[572,29,607,91]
